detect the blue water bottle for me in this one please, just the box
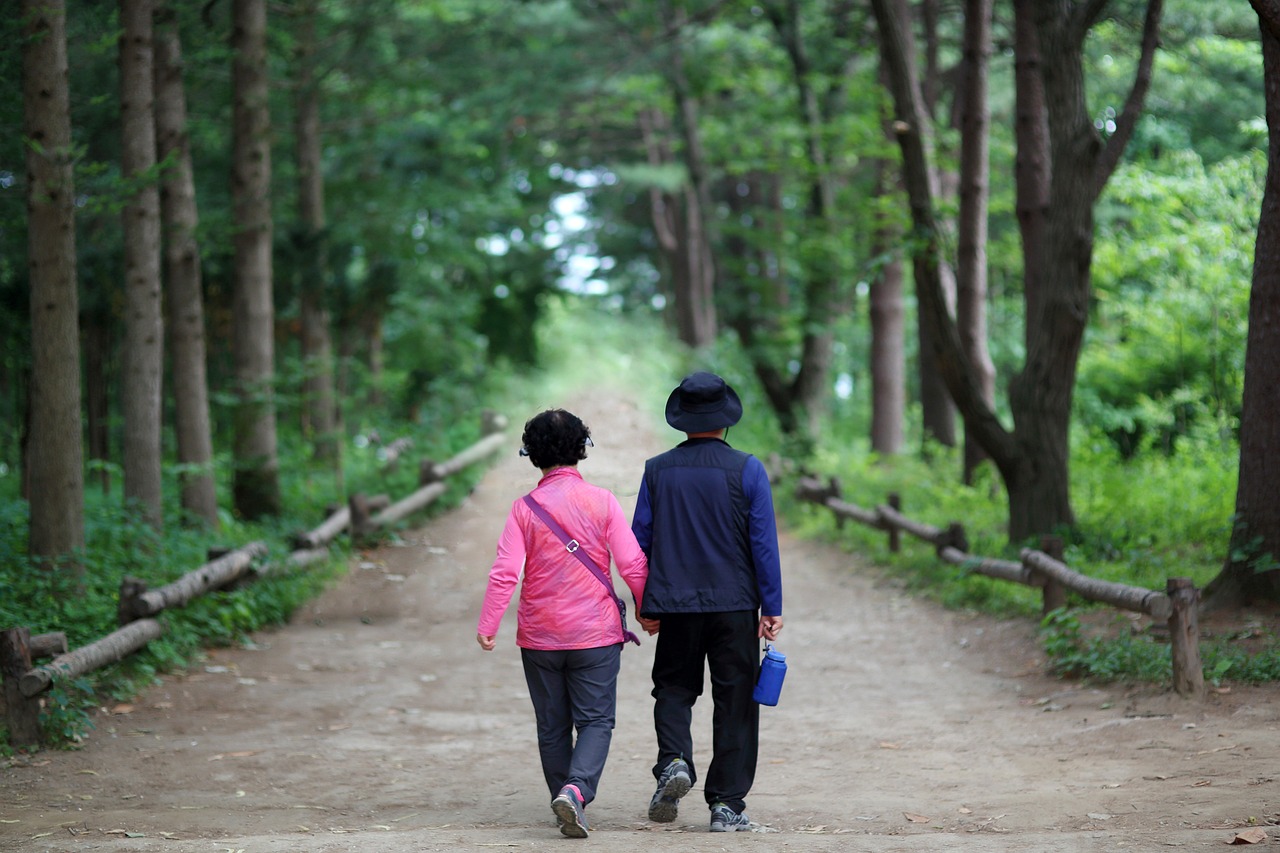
[752,643,787,706]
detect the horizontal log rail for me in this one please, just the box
[4,412,510,750]
[795,474,1204,699]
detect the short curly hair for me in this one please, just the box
[521,409,591,469]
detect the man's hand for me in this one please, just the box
[758,615,783,641]
[638,616,661,635]
[477,633,496,651]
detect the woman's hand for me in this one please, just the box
[638,616,661,636]
[477,633,496,651]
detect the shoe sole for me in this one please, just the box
[552,796,588,838]
[647,773,691,822]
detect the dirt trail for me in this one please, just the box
[2,382,1276,853]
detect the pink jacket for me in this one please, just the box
[477,467,648,650]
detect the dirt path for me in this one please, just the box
[3,382,1276,852]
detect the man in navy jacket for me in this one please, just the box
[631,371,784,833]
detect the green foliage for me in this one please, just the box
[1084,151,1259,457]
[1038,608,1172,682]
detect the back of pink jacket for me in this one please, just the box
[478,467,648,650]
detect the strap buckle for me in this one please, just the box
[565,539,580,553]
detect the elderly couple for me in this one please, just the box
[476,372,784,839]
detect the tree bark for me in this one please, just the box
[293,0,340,467]
[869,159,906,456]
[23,0,86,565]
[231,0,281,519]
[120,0,165,530]
[155,1,219,527]
[657,0,717,350]
[956,0,996,482]
[1205,1,1280,606]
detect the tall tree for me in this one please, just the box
[657,0,718,350]
[955,0,996,481]
[230,0,281,519]
[1205,0,1280,606]
[119,0,164,529]
[23,0,85,565]
[292,0,339,468]
[873,0,1164,542]
[155,1,218,527]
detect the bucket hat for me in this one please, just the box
[665,372,743,433]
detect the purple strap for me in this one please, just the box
[522,495,641,646]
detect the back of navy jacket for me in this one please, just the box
[632,437,783,617]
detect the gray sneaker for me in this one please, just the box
[709,802,751,832]
[552,786,589,838]
[647,758,692,822]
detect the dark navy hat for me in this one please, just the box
[665,372,743,433]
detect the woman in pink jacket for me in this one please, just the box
[477,409,648,839]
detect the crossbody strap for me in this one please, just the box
[522,494,640,646]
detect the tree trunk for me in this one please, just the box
[869,162,906,456]
[896,0,957,450]
[155,1,219,527]
[23,0,86,565]
[1205,2,1280,606]
[956,0,996,482]
[120,0,165,530]
[231,0,281,519]
[83,320,111,495]
[293,0,339,468]
[658,0,717,349]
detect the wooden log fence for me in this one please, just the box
[796,474,1206,699]
[3,412,510,749]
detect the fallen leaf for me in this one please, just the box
[109,704,135,715]
[879,742,901,750]
[958,807,973,814]
[1193,780,1213,788]
[904,812,931,824]
[1228,828,1267,844]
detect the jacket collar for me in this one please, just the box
[537,466,583,487]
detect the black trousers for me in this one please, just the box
[650,610,760,813]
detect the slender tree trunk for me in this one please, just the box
[1012,0,1051,345]
[1205,1,1280,606]
[23,0,85,565]
[83,321,111,495]
[883,0,954,450]
[155,2,218,527]
[870,161,906,456]
[659,0,717,349]
[231,0,281,519]
[293,0,339,468]
[120,0,165,529]
[956,0,996,482]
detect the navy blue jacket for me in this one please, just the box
[631,438,782,617]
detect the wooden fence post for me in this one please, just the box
[350,493,375,542]
[1039,535,1068,615]
[2,627,41,749]
[887,493,901,553]
[1167,577,1205,699]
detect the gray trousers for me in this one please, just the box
[521,644,622,805]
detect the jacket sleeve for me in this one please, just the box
[477,502,526,637]
[607,492,648,612]
[745,457,783,617]
[630,474,653,555]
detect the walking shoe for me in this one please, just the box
[551,785,589,838]
[647,758,692,822]
[709,802,752,832]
